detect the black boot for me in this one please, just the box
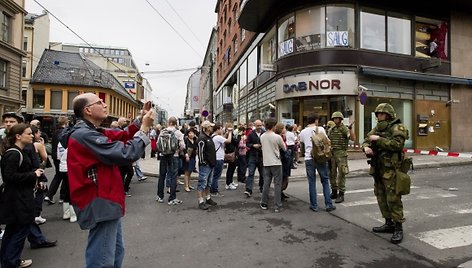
[335,191,344,203]
[372,218,395,233]
[330,189,338,199]
[391,222,403,244]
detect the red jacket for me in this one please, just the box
[63,119,149,230]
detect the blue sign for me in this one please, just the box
[124,82,135,89]
[359,91,368,105]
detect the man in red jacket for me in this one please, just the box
[63,93,153,267]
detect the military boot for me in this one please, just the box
[330,189,338,199]
[372,218,395,233]
[335,191,344,203]
[391,222,403,244]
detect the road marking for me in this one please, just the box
[342,192,456,207]
[455,209,472,214]
[413,225,472,249]
[345,186,419,194]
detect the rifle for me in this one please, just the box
[367,140,381,181]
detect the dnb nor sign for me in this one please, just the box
[275,72,357,100]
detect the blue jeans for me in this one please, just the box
[86,218,124,268]
[246,155,264,194]
[198,165,213,192]
[158,155,179,201]
[134,160,144,178]
[27,223,46,246]
[0,223,30,268]
[305,159,334,210]
[211,160,224,193]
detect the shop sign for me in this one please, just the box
[327,31,349,47]
[275,72,357,100]
[279,39,294,57]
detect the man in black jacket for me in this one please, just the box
[196,120,218,210]
[245,119,265,197]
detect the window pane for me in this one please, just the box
[260,26,276,69]
[247,49,258,82]
[33,90,45,108]
[0,60,6,88]
[68,91,78,110]
[361,11,385,51]
[388,15,411,54]
[415,18,448,60]
[240,60,247,88]
[51,91,62,109]
[295,7,324,51]
[326,5,355,47]
[278,14,295,58]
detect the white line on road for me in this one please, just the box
[341,192,456,207]
[413,225,472,249]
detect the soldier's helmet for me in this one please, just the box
[374,103,396,118]
[326,120,336,128]
[331,111,344,120]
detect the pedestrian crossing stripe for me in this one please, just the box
[413,225,472,249]
[341,192,456,207]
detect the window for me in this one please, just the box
[232,4,238,23]
[326,5,355,48]
[240,28,246,42]
[295,7,324,52]
[260,26,276,70]
[22,63,26,78]
[0,59,6,88]
[33,90,45,108]
[1,12,11,42]
[50,91,62,110]
[415,17,448,60]
[239,60,247,88]
[68,91,78,110]
[360,9,386,51]
[233,35,238,54]
[23,37,28,51]
[223,30,227,47]
[228,19,231,36]
[387,14,411,55]
[247,49,258,82]
[278,13,295,57]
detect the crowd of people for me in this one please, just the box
[0,98,409,267]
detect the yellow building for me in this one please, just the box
[29,49,140,136]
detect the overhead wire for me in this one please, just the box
[143,0,203,59]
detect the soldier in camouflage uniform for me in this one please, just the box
[362,103,409,244]
[328,111,355,203]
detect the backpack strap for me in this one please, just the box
[5,148,23,167]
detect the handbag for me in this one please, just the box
[224,152,236,163]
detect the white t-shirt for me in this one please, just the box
[299,126,327,160]
[213,135,227,160]
[285,131,296,146]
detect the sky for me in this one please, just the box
[25,0,217,116]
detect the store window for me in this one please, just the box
[247,49,258,83]
[260,26,276,72]
[326,5,355,48]
[415,17,448,60]
[279,99,300,126]
[240,60,247,88]
[295,7,324,52]
[360,9,386,51]
[278,13,295,58]
[50,91,62,110]
[387,14,411,55]
[33,90,45,108]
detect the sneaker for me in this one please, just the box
[168,199,183,205]
[244,191,252,198]
[231,182,239,187]
[310,207,319,212]
[198,202,209,210]
[206,198,217,206]
[44,196,55,204]
[35,216,46,225]
[326,206,336,212]
[211,192,224,197]
[0,229,4,240]
[274,207,282,213]
[138,176,148,182]
[125,192,132,197]
[155,196,164,203]
[19,259,32,268]
[260,203,268,210]
[177,179,184,185]
[58,199,63,204]
[225,184,237,190]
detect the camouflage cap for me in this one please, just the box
[374,103,396,118]
[331,111,344,119]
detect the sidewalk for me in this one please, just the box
[139,149,472,180]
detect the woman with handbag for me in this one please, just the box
[183,129,198,192]
[224,125,239,190]
[0,123,44,268]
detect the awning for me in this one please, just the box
[360,66,472,85]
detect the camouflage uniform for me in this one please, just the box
[362,103,409,244]
[328,112,350,203]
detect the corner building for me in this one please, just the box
[217,0,472,151]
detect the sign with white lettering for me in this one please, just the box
[327,31,349,47]
[275,71,357,100]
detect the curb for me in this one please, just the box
[403,148,472,158]
[142,160,472,181]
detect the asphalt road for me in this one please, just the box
[22,164,471,268]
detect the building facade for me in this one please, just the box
[0,0,26,114]
[219,0,472,151]
[199,27,217,122]
[30,49,140,135]
[184,68,201,121]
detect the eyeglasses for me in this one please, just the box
[86,100,105,107]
